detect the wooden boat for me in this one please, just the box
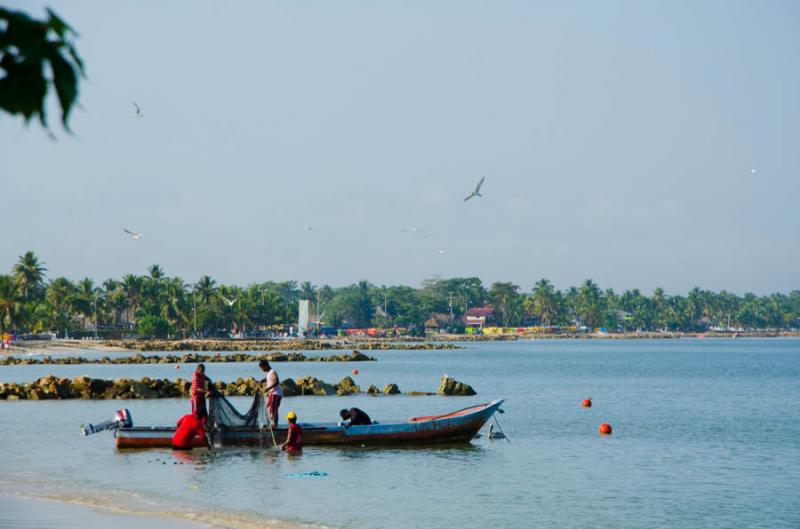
[115,399,505,449]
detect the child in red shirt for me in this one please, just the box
[281,411,302,453]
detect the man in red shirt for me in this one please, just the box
[190,363,210,421]
[280,410,302,453]
[172,413,206,450]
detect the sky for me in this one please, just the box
[1,1,798,295]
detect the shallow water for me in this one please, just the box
[1,339,799,529]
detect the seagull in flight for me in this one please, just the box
[402,227,428,239]
[436,249,446,255]
[220,295,237,307]
[123,228,143,240]
[133,102,144,118]
[750,167,757,175]
[301,224,315,231]
[464,176,485,202]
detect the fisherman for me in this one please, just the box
[172,413,206,450]
[339,407,372,426]
[259,359,282,427]
[280,410,303,453]
[191,363,211,421]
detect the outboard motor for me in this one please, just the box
[81,409,133,436]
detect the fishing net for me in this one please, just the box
[206,384,270,446]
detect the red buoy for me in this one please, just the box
[599,423,612,435]
[582,398,592,408]
[175,364,181,370]
[352,368,359,375]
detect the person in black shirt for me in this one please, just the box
[339,407,372,426]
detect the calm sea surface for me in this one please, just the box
[1,338,799,529]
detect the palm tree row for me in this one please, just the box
[0,252,798,337]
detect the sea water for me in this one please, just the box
[1,338,799,529]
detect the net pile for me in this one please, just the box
[206,384,270,445]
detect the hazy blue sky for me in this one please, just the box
[1,1,798,294]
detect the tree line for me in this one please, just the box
[1,252,798,338]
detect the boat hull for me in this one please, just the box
[115,400,504,449]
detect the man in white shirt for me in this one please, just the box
[259,359,283,427]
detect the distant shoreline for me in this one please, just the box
[4,331,798,354]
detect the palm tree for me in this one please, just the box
[488,282,522,327]
[161,277,189,337]
[530,279,560,326]
[103,279,127,327]
[147,264,165,280]
[72,278,97,329]
[195,276,217,304]
[300,281,316,301]
[0,275,24,331]
[46,277,77,336]
[121,274,144,327]
[576,279,604,329]
[651,287,669,330]
[12,251,47,300]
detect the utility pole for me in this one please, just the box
[93,294,98,339]
[384,291,388,326]
[316,289,321,327]
[192,285,197,337]
[448,293,454,324]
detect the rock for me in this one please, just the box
[366,384,379,395]
[382,383,400,395]
[296,376,336,396]
[405,391,435,396]
[349,350,374,361]
[281,378,300,397]
[132,381,160,399]
[336,376,360,396]
[437,376,476,396]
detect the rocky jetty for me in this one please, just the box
[437,376,476,396]
[103,339,460,352]
[0,375,474,400]
[0,350,375,366]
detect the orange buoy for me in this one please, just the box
[582,398,592,408]
[352,368,359,375]
[175,364,181,370]
[599,423,612,435]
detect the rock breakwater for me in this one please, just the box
[0,350,375,366]
[0,375,475,400]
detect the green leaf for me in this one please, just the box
[48,50,77,129]
[0,6,83,133]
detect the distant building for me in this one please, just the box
[424,313,452,333]
[462,307,495,329]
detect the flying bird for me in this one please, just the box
[123,228,143,240]
[133,102,144,118]
[402,227,428,239]
[436,249,446,255]
[750,167,757,175]
[220,296,237,307]
[463,176,485,202]
[301,225,315,231]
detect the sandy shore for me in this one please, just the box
[0,495,210,529]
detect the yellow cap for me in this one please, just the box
[286,410,297,420]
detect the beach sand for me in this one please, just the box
[0,495,210,529]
